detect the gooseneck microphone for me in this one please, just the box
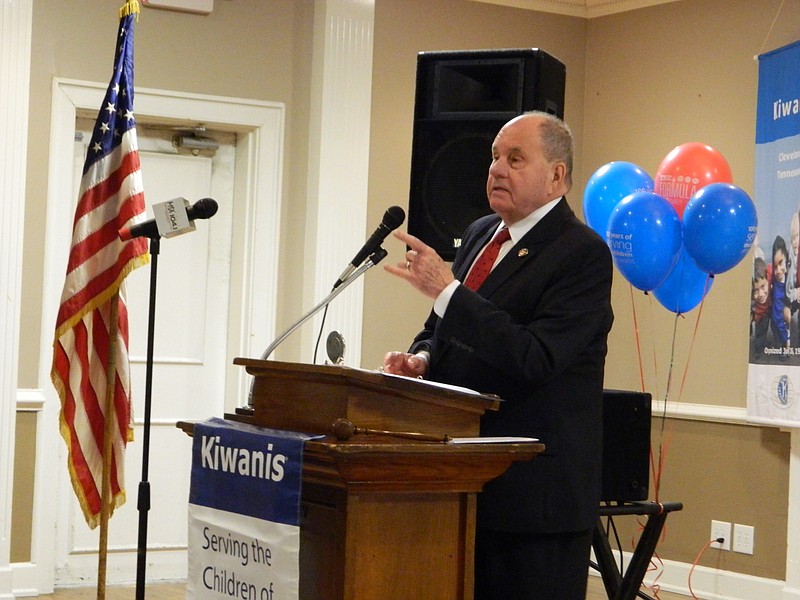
[119,197,219,241]
[333,205,405,288]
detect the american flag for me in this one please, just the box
[51,6,149,529]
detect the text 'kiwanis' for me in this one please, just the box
[201,435,288,481]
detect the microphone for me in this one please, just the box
[119,197,219,241]
[333,205,405,288]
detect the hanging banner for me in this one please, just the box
[187,417,320,599]
[748,40,800,426]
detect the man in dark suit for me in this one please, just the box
[383,111,613,599]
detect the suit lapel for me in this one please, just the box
[453,216,503,281]
[477,199,572,296]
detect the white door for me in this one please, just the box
[32,83,282,594]
[64,126,235,582]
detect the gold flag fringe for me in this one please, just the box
[119,1,141,19]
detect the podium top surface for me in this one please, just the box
[234,358,503,438]
[234,357,503,408]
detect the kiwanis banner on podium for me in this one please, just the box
[748,40,800,427]
[187,417,320,599]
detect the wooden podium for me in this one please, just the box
[227,358,544,600]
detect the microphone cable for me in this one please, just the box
[312,304,330,365]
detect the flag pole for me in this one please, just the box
[51,0,148,591]
[97,293,120,600]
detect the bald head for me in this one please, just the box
[486,112,573,224]
[504,111,573,189]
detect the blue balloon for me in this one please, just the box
[583,161,654,237]
[652,247,714,313]
[682,183,758,275]
[607,191,682,291]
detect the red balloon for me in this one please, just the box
[654,142,733,218]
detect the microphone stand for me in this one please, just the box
[246,248,388,404]
[135,235,160,600]
[260,248,387,360]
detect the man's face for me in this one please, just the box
[753,276,769,306]
[486,116,566,225]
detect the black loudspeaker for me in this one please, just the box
[408,48,566,260]
[601,389,652,502]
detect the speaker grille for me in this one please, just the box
[419,132,493,254]
[601,390,651,502]
[408,49,566,260]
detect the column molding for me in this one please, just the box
[0,1,33,598]
[303,0,375,366]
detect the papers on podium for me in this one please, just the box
[449,436,539,444]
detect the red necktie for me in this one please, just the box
[464,227,511,290]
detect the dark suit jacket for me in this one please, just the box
[410,198,613,534]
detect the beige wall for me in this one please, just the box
[11,412,35,563]
[586,0,766,405]
[15,0,800,585]
[362,0,796,582]
[644,418,788,579]
[575,0,797,578]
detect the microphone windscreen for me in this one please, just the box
[384,205,405,229]
[193,198,219,219]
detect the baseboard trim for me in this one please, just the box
[651,400,749,425]
[590,551,789,599]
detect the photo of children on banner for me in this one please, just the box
[771,235,791,348]
[752,256,771,359]
[788,211,800,343]
[749,204,800,364]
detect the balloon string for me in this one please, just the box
[652,274,711,502]
[652,409,674,502]
[663,307,679,407]
[630,285,665,505]
[652,310,679,502]
[630,284,647,392]
[647,293,662,409]
[676,275,712,401]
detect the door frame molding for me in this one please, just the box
[1,1,33,597]
[28,78,284,591]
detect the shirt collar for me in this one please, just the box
[502,196,562,244]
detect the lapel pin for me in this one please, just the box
[518,248,529,257]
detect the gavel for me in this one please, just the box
[331,418,451,443]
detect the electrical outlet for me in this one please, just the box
[711,520,731,550]
[733,524,755,555]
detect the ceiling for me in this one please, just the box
[471,0,682,18]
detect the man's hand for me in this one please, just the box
[382,351,429,378]
[384,230,455,299]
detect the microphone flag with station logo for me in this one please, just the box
[118,197,219,241]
